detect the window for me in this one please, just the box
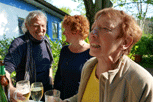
[18,17,24,35]
[52,22,58,39]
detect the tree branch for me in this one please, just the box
[83,0,94,13]
[114,1,147,7]
[143,3,149,20]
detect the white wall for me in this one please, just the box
[0,3,29,40]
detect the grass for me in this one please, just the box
[138,55,153,69]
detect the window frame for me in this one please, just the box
[18,17,24,35]
[52,21,58,39]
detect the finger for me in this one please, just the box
[10,97,17,102]
[13,91,26,101]
[17,92,26,100]
[10,88,16,101]
[13,91,18,100]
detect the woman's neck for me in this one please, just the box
[69,40,89,53]
[70,40,85,47]
[96,56,120,79]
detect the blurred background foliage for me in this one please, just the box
[46,34,69,78]
[0,34,14,60]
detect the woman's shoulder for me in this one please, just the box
[61,45,69,50]
[60,45,70,54]
[81,57,97,79]
[125,60,153,99]
[124,56,153,84]
[82,57,97,70]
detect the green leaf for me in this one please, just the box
[0,34,14,60]
[10,71,16,78]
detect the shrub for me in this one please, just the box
[0,34,15,85]
[129,35,153,62]
[134,36,148,55]
[147,36,153,55]
[131,36,153,56]
[46,34,68,78]
[0,34,14,60]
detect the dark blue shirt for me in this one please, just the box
[4,33,53,93]
[54,45,92,100]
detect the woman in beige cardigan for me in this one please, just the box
[65,8,153,102]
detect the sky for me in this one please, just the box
[45,0,153,18]
[114,1,153,18]
[45,0,80,15]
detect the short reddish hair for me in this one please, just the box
[62,15,90,40]
[95,8,142,54]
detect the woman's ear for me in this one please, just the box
[122,36,133,50]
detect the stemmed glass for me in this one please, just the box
[14,80,31,102]
[31,82,44,102]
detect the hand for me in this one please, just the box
[10,98,17,102]
[10,87,25,102]
[9,86,17,102]
[13,90,26,101]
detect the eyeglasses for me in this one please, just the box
[90,27,112,37]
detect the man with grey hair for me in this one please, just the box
[4,10,53,101]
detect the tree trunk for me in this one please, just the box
[83,0,113,30]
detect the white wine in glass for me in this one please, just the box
[31,82,44,102]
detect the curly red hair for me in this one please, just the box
[62,15,90,40]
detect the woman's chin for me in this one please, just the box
[89,50,98,57]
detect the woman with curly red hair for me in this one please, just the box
[54,15,92,100]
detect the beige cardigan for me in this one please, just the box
[66,55,153,102]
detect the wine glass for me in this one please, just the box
[45,89,61,102]
[14,80,31,102]
[31,82,44,102]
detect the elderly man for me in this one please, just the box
[4,10,53,101]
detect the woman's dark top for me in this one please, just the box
[54,45,92,100]
[4,32,53,96]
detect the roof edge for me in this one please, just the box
[24,0,69,19]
